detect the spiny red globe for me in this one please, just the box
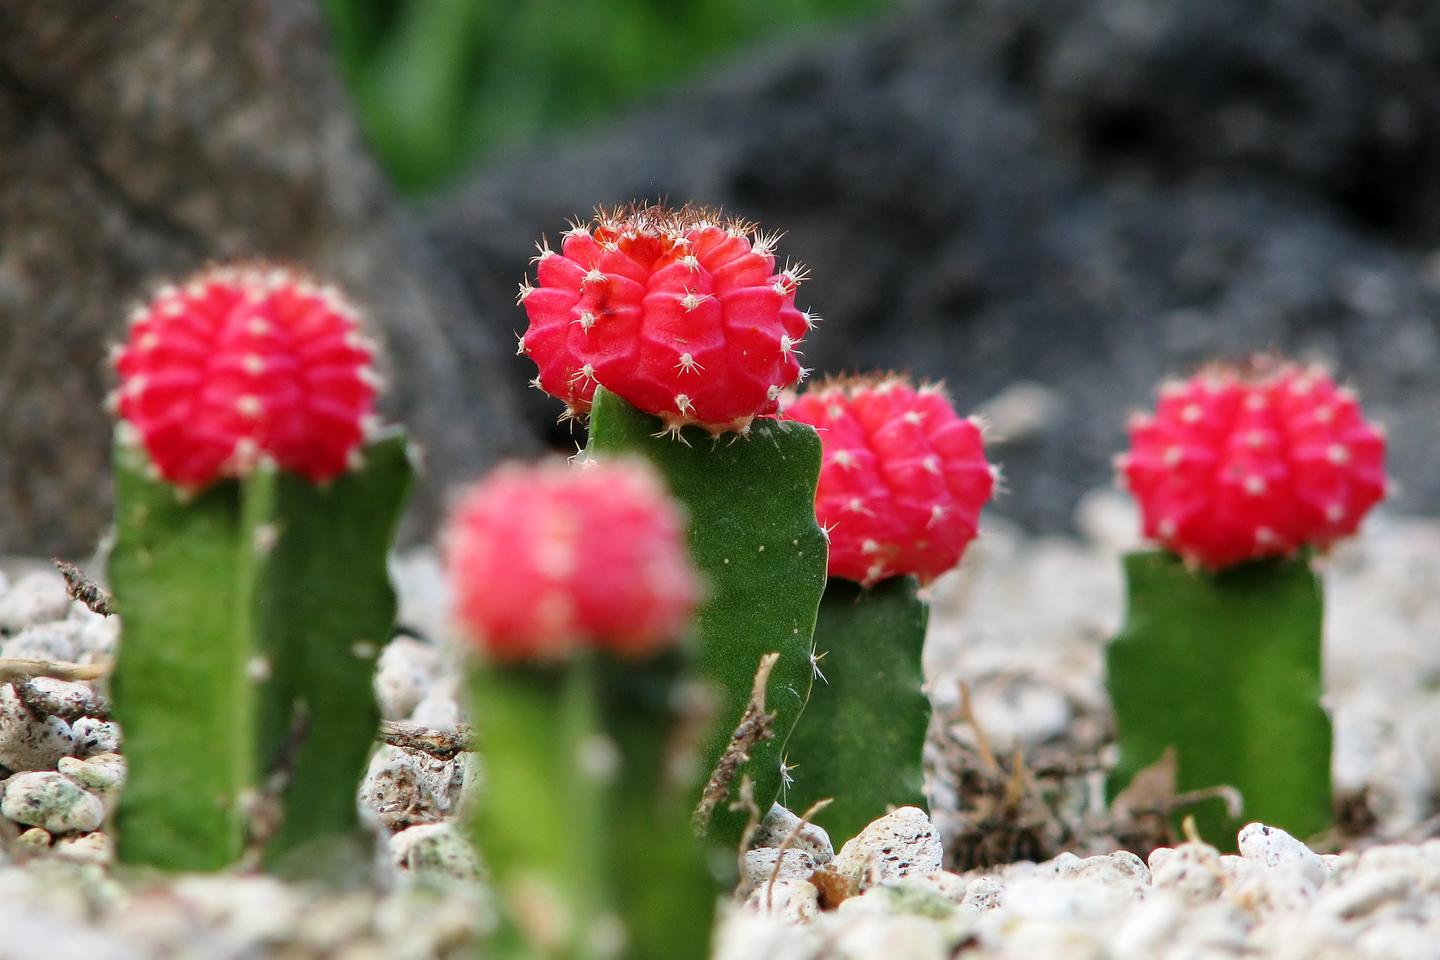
[113,265,378,488]
[518,204,814,435]
[446,459,700,662]
[1118,361,1387,570]
[785,376,996,586]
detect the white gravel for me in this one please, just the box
[5,493,1440,957]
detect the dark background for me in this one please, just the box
[5,0,1440,556]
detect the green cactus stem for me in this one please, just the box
[110,443,274,871]
[259,432,414,865]
[110,433,413,871]
[786,576,930,843]
[1106,550,1331,847]
[585,388,828,851]
[470,651,714,960]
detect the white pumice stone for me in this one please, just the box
[960,876,1004,912]
[742,848,820,897]
[70,718,120,756]
[1237,823,1328,888]
[0,685,77,771]
[16,677,100,718]
[53,831,114,865]
[743,878,820,925]
[832,807,944,891]
[1150,841,1226,903]
[374,636,440,721]
[0,572,72,632]
[68,608,119,660]
[0,621,83,662]
[388,821,482,885]
[57,752,125,812]
[752,803,835,863]
[1,771,104,833]
[358,745,465,832]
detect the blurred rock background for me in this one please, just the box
[6,0,1440,555]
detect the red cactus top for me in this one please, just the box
[1118,361,1387,570]
[445,459,700,662]
[518,204,813,435]
[785,376,996,586]
[113,265,377,489]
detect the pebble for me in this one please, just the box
[14,677,106,720]
[831,807,944,891]
[0,684,77,771]
[741,848,820,897]
[1237,822,1328,888]
[387,822,482,885]
[57,752,125,811]
[752,804,835,863]
[0,572,71,633]
[71,718,121,756]
[373,636,440,721]
[0,621,83,662]
[743,878,820,925]
[1,771,104,833]
[53,831,114,866]
[358,745,465,832]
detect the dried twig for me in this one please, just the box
[377,719,476,760]
[958,681,1000,774]
[693,652,779,837]
[0,658,109,685]
[732,775,762,885]
[766,797,832,912]
[53,559,115,617]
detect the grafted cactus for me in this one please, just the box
[108,266,412,870]
[783,375,994,842]
[449,459,713,960]
[1109,360,1386,845]
[516,205,830,854]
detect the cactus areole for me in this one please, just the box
[1117,360,1386,570]
[517,204,815,434]
[785,375,996,586]
[113,264,378,489]
[445,459,700,662]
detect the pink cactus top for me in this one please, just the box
[786,376,996,586]
[445,459,700,662]
[113,265,377,488]
[1118,361,1387,570]
[518,204,813,435]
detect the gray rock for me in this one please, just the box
[1,771,104,833]
[57,753,125,812]
[358,745,465,832]
[832,807,944,891]
[0,573,71,632]
[374,636,440,721]
[53,831,114,865]
[388,822,482,885]
[70,718,120,756]
[0,621,83,662]
[744,878,820,925]
[753,804,835,864]
[1237,822,1328,889]
[0,685,77,771]
[742,848,820,898]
